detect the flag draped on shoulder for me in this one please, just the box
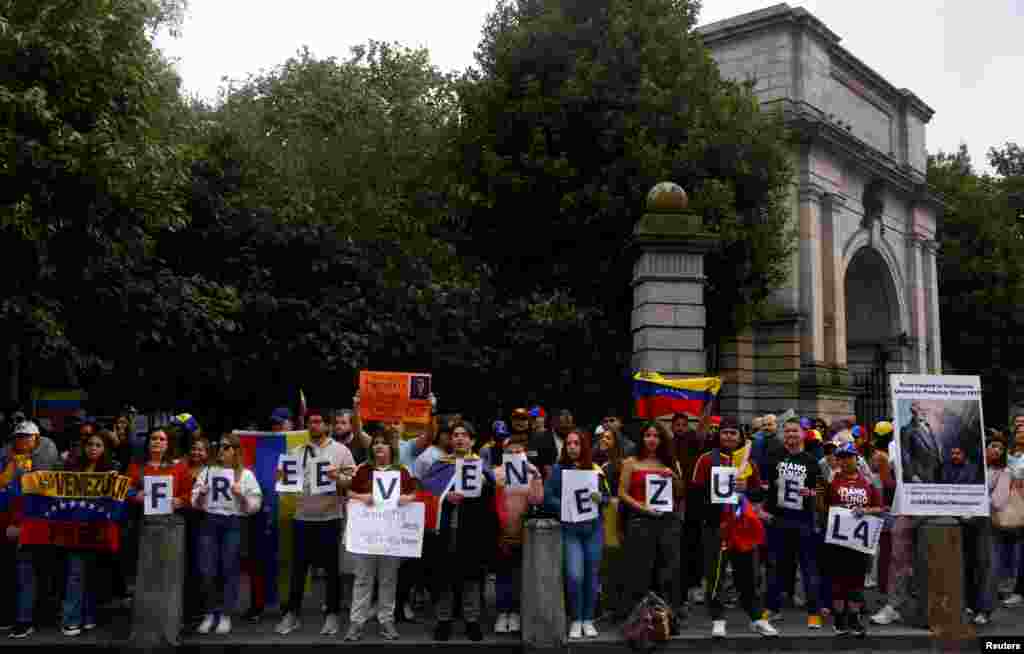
[18,471,131,552]
[632,371,721,419]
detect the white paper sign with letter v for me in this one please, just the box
[562,469,599,523]
[645,474,673,513]
[373,470,401,509]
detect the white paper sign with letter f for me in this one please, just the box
[373,470,401,509]
[645,474,673,513]
[144,476,173,515]
[455,458,483,498]
[562,469,599,522]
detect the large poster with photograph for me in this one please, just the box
[890,374,988,517]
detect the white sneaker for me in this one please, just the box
[870,605,902,625]
[582,621,598,638]
[751,619,779,637]
[1004,594,1024,607]
[215,616,231,635]
[197,614,216,635]
[569,621,583,640]
[494,613,509,634]
[320,613,339,636]
[508,613,521,633]
[711,620,726,638]
[274,612,301,635]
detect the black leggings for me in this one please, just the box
[703,525,760,621]
[626,515,682,608]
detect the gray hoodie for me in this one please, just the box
[3,435,61,472]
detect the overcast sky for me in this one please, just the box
[154,0,1022,174]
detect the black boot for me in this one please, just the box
[848,610,866,638]
[433,620,453,641]
[833,611,849,636]
[466,621,484,642]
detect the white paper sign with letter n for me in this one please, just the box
[503,453,530,490]
[777,470,805,511]
[455,458,483,498]
[373,470,401,509]
[645,474,673,513]
[710,466,738,504]
[144,476,173,515]
[562,469,599,523]
[310,457,336,496]
[208,469,236,513]
[275,455,302,494]
[825,506,883,555]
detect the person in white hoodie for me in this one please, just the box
[192,432,263,635]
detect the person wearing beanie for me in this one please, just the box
[492,427,543,634]
[761,417,823,629]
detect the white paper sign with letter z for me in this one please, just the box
[645,474,673,513]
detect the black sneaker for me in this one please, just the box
[833,612,849,636]
[243,607,264,623]
[466,621,483,642]
[433,621,452,642]
[9,624,33,639]
[849,612,866,639]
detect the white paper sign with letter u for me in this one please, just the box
[373,470,401,509]
[710,467,738,504]
[345,500,425,558]
[825,506,883,554]
[562,469,599,523]
[645,474,673,513]
[144,476,173,515]
[455,458,483,498]
[207,469,236,513]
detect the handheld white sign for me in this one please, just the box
[825,506,883,554]
[503,453,530,490]
[373,470,402,509]
[710,466,738,504]
[310,457,336,496]
[645,474,673,513]
[207,469,236,513]
[562,469,599,523]
[345,500,425,558]
[144,476,173,515]
[777,470,805,511]
[275,455,302,494]
[455,458,483,498]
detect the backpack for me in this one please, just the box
[622,592,674,650]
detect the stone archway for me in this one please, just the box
[845,246,905,422]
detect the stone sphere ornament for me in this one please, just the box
[646,182,688,212]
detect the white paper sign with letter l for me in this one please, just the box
[645,474,673,513]
[562,469,599,523]
[207,469,236,513]
[710,467,738,504]
[144,476,173,515]
[455,458,483,498]
[825,506,883,555]
[310,457,336,496]
[275,455,302,494]
[373,470,401,509]
[777,471,805,511]
[345,500,425,558]
[503,453,530,490]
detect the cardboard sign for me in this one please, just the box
[777,471,805,511]
[710,466,738,504]
[358,371,432,425]
[373,470,402,509]
[309,458,336,495]
[144,476,174,515]
[645,474,673,513]
[345,500,425,558]
[503,453,530,490]
[275,455,302,494]
[561,469,600,523]
[454,458,483,498]
[825,506,884,554]
[207,469,236,513]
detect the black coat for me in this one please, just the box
[434,473,498,581]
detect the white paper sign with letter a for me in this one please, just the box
[276,455,302,494]
[455,458,483,498]
[310,457,336,496]
[208,469,236,513]
[144,476,173,515]
[645,474,673,513]
[503,453,530,490]
[710,467,738,504]
[373,470,401,509]
[825,507,883,554]
[562,469,599,523]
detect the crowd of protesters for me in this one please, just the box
[1,401,1023,642]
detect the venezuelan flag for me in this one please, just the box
[31,388,87,433]
[19,471,130,552]
[235,430,311,606]
[632,371,721,419]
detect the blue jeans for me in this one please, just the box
[495,545,522,612]
[765,516,819,613]
[15,548,36,625]
[198,513,242,615]
[63,552,97,627]
[563,520,603,621]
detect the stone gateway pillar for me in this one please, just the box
[631,182,716,378]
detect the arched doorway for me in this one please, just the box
[845,247,903,423]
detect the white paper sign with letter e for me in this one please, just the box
[275,455,302,493]
[455,458,483,498]
[144,476,173,515]
[710,467,738,504]
[645,474,673,513]
[777,472,804,511]
[825,506,883,554]
[310,457,336,495]
[503,453,530,490]
[207,469,236,513]
[373,470,401,509]
[562,469,599,522]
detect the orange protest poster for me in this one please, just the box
[358,371,432,425]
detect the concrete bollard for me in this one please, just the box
[128,513,186,648]
[909,517,974,645]
[521,518,566,651]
